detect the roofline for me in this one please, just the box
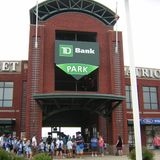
[30,0,117,26]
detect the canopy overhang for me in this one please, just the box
[33,93,125,119]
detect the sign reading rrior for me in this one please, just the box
[125,66,160,79]
[55,40,99,80]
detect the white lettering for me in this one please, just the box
[149,69,154,78]
[154,70,160,78]
[67,66,72,72]
[2,62,10,71]
[141,68,149,77]
[62,47,72,54]
[75,48,80,53]
[75,48,95,54]
[10,62,19,71]
[77,66,82,72]
[66,66,88,73]
[0,62,19,72]
[72,66,77,72]
[124,66,160,79]
[82,66,88,72]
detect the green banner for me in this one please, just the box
[57,63,98,75]
[55,40,99,80]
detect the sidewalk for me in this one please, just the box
[54,150,160,160]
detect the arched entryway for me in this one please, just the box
[33,93,125,143]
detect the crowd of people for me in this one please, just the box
[0,132,110,159]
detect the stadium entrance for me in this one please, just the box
[33,93,124,143]
[26,0,127,153]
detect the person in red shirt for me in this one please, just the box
[98,135,104,157]
[153,135,160,149]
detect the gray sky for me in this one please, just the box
[0,0,160,68]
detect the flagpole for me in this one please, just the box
[115,1,118,54]
[124,0,142,159]
[35,0,38,48]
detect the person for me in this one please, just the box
[46,135,52,145]
[50,139,55,160]
[90,135,98,157]
[56,137,64,159]
[66,137,73,158]
[0,134,5,148]
[98,135,104,157]
[71,135,76,158]
[116,135,123,156]
[38,139,45,152]
[75,132,84,158]
[62,136,67,158]
[17,140,23,156]
[32,135,37,147]
[31,135,37,155]
[153,135,160,149]
[25,139,32,159]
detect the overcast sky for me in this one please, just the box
[0,0,160,68]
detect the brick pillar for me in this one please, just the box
[110,31,128,154]
[26,36,42,141]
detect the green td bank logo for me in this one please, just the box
[59,44,73,57]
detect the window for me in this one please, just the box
[0,82,13,107]
[143,86,158,110]
[128,125,135,148]
[56,30,97,42]
[125,85,132,109]
[145,126,160,148]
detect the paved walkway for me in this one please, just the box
[54,150,160,160]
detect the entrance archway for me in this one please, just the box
[33,93,125,142]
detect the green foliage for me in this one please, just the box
[0,148,26,160]
[32,153,52,160]
[12,155,27,160]
[0,148,12,160]
[142,148,154,160]
[128,149,136,160]
[128,147,154,160]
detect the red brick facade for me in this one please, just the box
[0,0,160,154]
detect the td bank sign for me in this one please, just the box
[55,40,99,80]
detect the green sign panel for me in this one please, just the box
[55,40,99,80]
[59,44,73,57]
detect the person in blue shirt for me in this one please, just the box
[90,135,98,157]
[75,132,84,158]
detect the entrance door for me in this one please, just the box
[42,109,98,143]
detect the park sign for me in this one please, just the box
[55,40,99,80]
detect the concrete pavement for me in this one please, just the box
[54,150,160,160]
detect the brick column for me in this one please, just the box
[26,35,42,141]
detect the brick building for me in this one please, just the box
[0,0,160,153]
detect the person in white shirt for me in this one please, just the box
[56,137,63,159]
[31,135,37,156]
[67,137,73,158]
[32,135,37,147]
[0,134,5,147]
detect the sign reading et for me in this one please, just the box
[0,61,20,72]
